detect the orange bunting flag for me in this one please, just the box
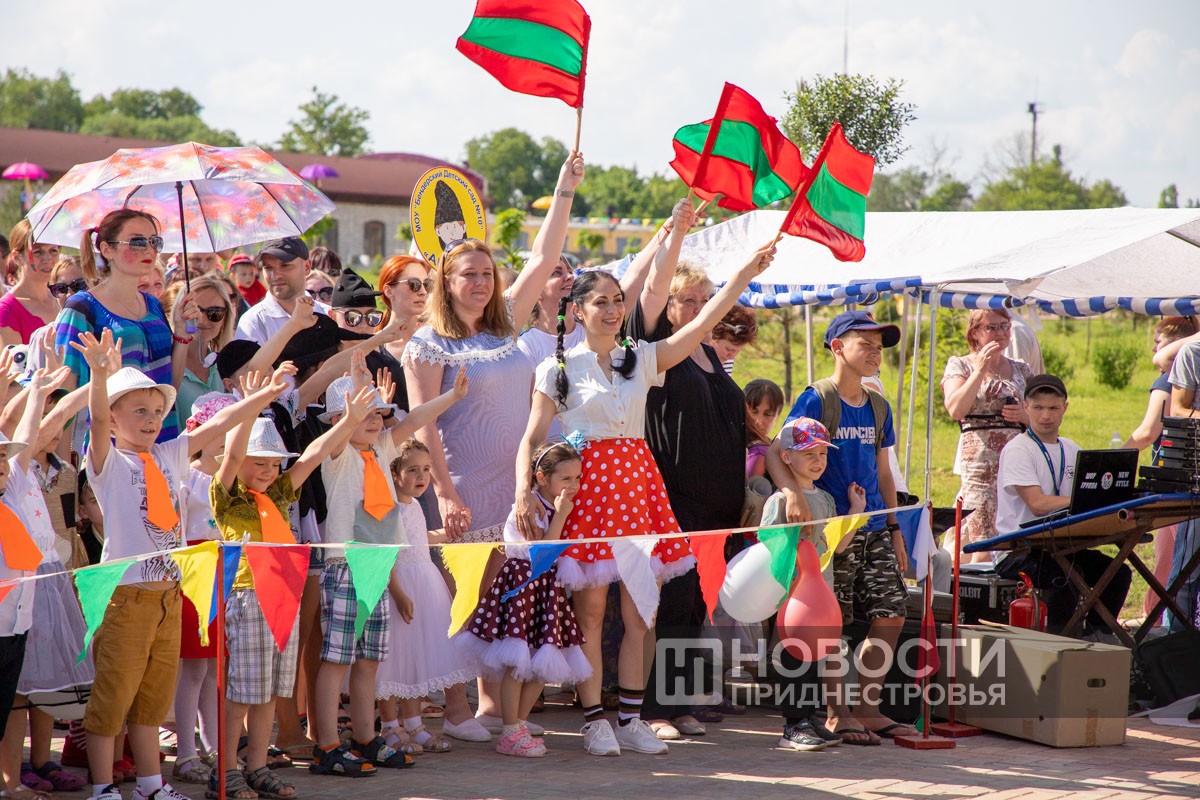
[361,450,396,521]
[689,531,731,622]
[246,544,309,651]
[0,581,15,607]
[172,542,219,647]
[0,503,44,570]
[137,453,179,532]
[248,490,294,544]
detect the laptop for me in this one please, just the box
[1018,448,1139,528]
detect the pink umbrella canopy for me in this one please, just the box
[26,142,335,253]
[2,162,49,181]
[299,163,339,180]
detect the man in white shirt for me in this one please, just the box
[993,374,1130,636]
[235,237,330,345]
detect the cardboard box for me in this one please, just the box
[937,623,1130,747]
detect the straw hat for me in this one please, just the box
[0,431,28,458]
[318,375,394,424]
[244,418,299,459]
[106,367,177,412]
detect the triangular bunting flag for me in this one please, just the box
[501,541,570,603]
[897,505,935,581]
[215,542,242,623]
[73,560,131,663]
[820,515,867,572]
[689,530,731,622]
[246,544,309,652]
[172,541,219,647]
[759,526,800,594]
[0,580,16,607]
[441,543,498,636]
[611,537,659,627]
[345,544,401,641]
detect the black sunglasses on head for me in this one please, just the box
[49,279,89,298]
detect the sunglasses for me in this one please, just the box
[49,279,89,298]
[311,286,334,302]
[198,305,228,323]
[340,309,383,327]
[108,235,165,253]
[392,277,434,293]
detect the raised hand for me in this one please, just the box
[738,240,778,280]
[375,368,396,406]
[345,384,377,423]
[268,362,297,397]
[239,368,270,397]
[377,312,408,343]
[971,340,1003,373]
[349,349,372,392]
[0,347,19,383]
[172,292,201,332]
[559,151,586,191]
[451,366,469,400]
[35,327,64,372]
[670,197,696,232]
[286,295,317,330]
[29,365,71,396]
[69,329,122,376]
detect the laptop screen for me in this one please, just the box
[1070,449,1139,514]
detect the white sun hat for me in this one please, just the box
[0,431,28,458]
[244,418,299,459]
[318,375,395,424]
[106,367,177,412]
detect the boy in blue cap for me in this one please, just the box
[767,310,914,744]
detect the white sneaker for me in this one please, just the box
[94,784,122,800]
[580,719,621,756]
[476,713,544,736]
[442,717,492,742]
[133,783,190,800]
[615,718,669,754]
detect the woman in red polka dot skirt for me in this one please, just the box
[515,239,777,757]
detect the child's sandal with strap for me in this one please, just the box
[205,769,258,800]
[406,724,452,754]
[244,766,296,799]
[382,727,423,756]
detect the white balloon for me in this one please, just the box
[718,543,785,623]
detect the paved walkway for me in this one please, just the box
[59,708,1200,800]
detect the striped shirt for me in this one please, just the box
[55,290,180,441]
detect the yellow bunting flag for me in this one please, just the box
[172,541,219,647]
[441,543,497,636]
[820,515,867,572]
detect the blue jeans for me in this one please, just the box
[1166,517,1200,632]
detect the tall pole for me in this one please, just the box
[842,2,849,76]
[1027,102,1041,166]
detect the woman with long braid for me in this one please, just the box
[513,236,777,758]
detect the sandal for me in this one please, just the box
[244,766,296,799]
[405,724,452,754]
[236,737,293,770]
[307,745,376,778]
[2,786,53,800]
[691,707,724,723]
[205,769,258,800]
[382,727,423,756]
[715,698,747,715]
[419,701,443,719]
[273,742,317,762]
[354,736,416,768]
[833,726,881,746]
[33,760,87,791]
[19,764,52,793]
[172,755,211,784]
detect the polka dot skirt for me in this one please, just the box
[562,437,689,568]
[465,559,583,650]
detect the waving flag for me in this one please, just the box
[780,122,875,262]
[456,0,591,108]
[671,82,808,212]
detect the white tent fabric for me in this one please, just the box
[679,207,1200,314]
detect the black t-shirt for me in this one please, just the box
[366,347,410,413]
[627,300,746,532]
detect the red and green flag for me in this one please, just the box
[456,0,591,108]
[780,122,875,262]
[670,82,807,212]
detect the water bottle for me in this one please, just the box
[1110,432,1122,449]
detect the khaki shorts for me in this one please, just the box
[83,585,181,736]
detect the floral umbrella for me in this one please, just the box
[26,142,335,285]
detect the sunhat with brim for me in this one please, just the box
[0,431,28,458]
[186,391,238,432]
[106,367,177,412]
[318,375,394,424]
[215,418,298,463]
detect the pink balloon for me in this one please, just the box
[776,540,843,662]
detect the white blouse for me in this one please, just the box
[533,339,665,442]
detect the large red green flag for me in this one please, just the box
[456,0,591,108]
[670,82,807,212]
[780,122,875,262]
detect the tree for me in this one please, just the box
[1159,183,1179,208]
[634,174,689,218]
[80,112,240,145]
[575,230,605,260]
[578,165,645,218]
[464,128,566,209]
[782,73,916,168]
[492,208,527,270]
[0,68,84,131]
[922,179,973,211]
[84,88,203,121]
[279,87,370,157]
[975,144,1127,211]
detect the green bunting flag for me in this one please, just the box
[759,525,801,597]
[73,561,131,664]
[344,544,401,641]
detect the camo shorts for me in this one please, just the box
[832,527,907,623]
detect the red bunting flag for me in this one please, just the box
[456,0,591,108]
[671,83,808,212]
[246,544,310,652]
[689,531,732,622]
[779,122,876,262]
[916,558,941,682]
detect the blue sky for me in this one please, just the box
[8,0,1198,205]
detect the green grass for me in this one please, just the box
[731,311,1164,620]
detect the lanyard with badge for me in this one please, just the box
[1026,429,1066,496]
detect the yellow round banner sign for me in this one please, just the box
[410,167,487,265]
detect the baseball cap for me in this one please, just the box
[227,253,254,269]
[823,310,901,349]
[1024,374,1068,399]
[779,417,839,451]
[215,339,261,380]
[257,237,309,264]
[276,314,368,372]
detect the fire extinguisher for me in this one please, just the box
[1008,572,1047,631]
